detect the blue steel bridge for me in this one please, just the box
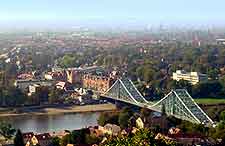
[101,77,214,126]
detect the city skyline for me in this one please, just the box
[0,0,225,29]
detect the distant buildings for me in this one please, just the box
[28,84,41,96]
[172,70,208,85]
[82,74,115,93]
[17,73,34,80]
[56,81,74,91]
[14,79,55,91]
[52,66,105,84]
[66,69,82,84]
[44,71,66,81]
[15,66,115,95]
[216,38,225,45]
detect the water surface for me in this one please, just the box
[0,112,100,133]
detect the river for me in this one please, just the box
[0,112,100,133]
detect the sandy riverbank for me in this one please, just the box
[0,103,117,117]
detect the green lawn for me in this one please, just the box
[194,98,225,105]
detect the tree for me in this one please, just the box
[220,110,225,122]
[85,134,101,145]
[192,81,223,98]
[60,134,71,146]
[48,88,63,104]
[35,86,50,103]
[168,79,192,92]
[98,112,119,126]
[136,66,156,84]
[118,108,133,129]
[14,129,25,146]
[167,116,182,127]
[98,112,108,126]
[207,68,219,80]
[0,122,16,140]
[161,104,167,117]
[52,137,60,146]
[58,54,80,68]
[140,108,153,124]
[211,121,225,144]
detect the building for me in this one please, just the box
[28,84,41,96]
[172,70,208,85]
[17,73,34,80]
[66,69,82,84]
[25,133,52,146]
[136,117,144,129]
[23,132,34,144]
[44,71,66,81]
[66,66,104,84]
[82,74,115,93]
[98,124,121,136]
[14,79,55,91]
[56,81,74,92]
[216,38,225,45]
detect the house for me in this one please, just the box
[56,81,74,92]
[168,133,207,145]
[44,71,66,81]
[89,126,104,137]
[50,130,70,138]
[14,79,55,91]
[136,117,144,129]
[25,133,52,146]
[168,127,181,135]
[28,84,41,96]
[99,124,121,136]
[155,133,174,140]
[17,73,34,80]
[22,132,34,144]
[150,116,170,131]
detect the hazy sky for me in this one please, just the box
[0,0,224,28]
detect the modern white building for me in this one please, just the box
[172,70,208,85]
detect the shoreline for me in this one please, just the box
[0,103,117,117]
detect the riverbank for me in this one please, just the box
[0,103,117,117]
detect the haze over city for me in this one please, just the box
[0,0,225,29]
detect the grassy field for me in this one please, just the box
[194,98,225,105]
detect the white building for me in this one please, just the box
[28,84,40,95]
[172,70,208,85]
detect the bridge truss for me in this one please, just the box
[103,77,214,125]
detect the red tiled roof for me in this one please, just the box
[23,132,34,139]
[35,133,51,140]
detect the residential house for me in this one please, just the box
[136,117,144,129]
[25,133,52,146]
[17,73,34,80]
[56,81,74,92]
[22,132,34,144]
[99,124,121,136]
[44,71,66,81]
